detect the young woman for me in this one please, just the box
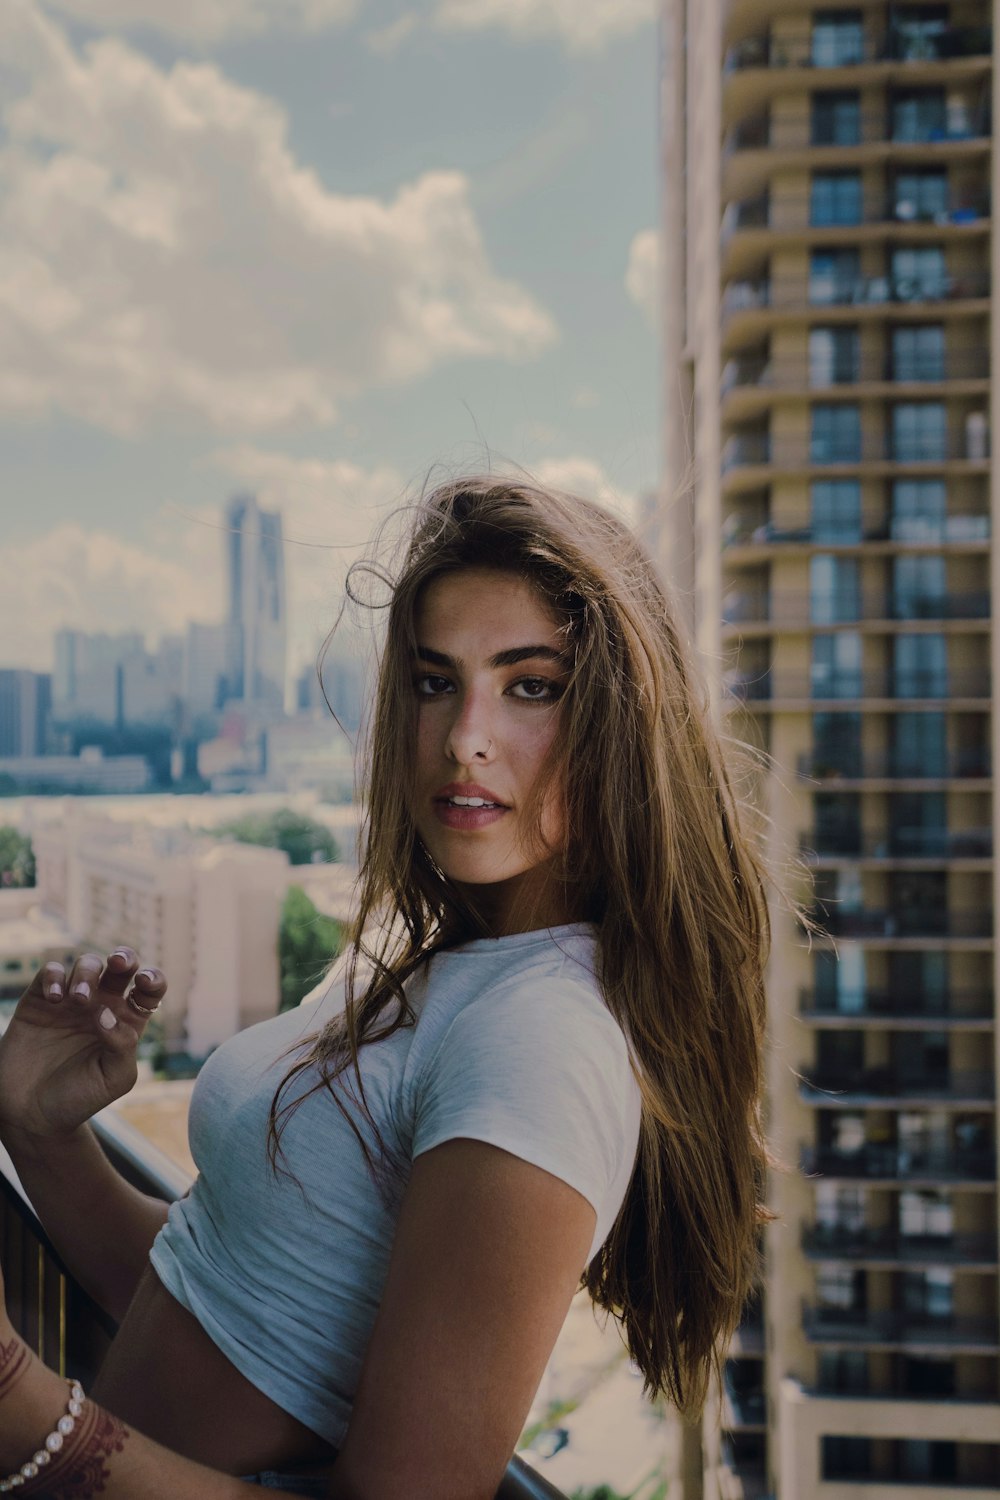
[0,474,770,1499]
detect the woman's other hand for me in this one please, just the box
[0,949,167,1143]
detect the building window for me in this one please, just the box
[811,404,861,463]
[891,324,945,381]
[891,479,947,540]
[823,1436,872,1480]
[892,168,949,222]
[811,554,860,623]
[812,630,861,697]
[812,90,861,146]
[812,10,864,67]
[890,711,946,776]
[812,710,862,776]
[811,479,861,540]
[809,326,859,384]
[891,245,947,301]
[889,6,949,62]
[809,247,860,305]
[891,402,946,462]
[892,553,946,619]
[810,170,863,227]
[892,88,947,142]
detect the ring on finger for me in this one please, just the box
[127,992,160,1017]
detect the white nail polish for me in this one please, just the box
[99,1007,117,1030]
[76,981,91,1000]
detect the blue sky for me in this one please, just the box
[3,0,659,674]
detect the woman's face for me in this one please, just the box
[411,567,573,933]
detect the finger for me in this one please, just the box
[66,953,106,1004]
[132,967,167,1002]
[100,947,140,996]
[25,960,67,1004]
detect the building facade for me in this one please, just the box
[225,494,287,714]
[661,0,999,1494]
[0,670,50,757]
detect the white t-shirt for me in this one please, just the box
[149,922,643,1448]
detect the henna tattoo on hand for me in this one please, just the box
[21,1403,129,1499]
[0,1335,30,1404]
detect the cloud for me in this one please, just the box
[0,4,557,436]
[431,0,655,53]
[364,14,421,54]
[37,0,358,45]
[529,455,636,524]
[625,226,659,325]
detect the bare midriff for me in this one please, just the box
[91,1261,340,1478]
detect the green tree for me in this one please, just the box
[215,808,340,866]
[0,827,35,887]
[278,885,344,1012]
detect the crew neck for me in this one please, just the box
[440,921,597,955]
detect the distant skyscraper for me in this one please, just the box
[225,494,287,713]
[0,670,51,756]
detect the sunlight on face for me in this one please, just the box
[411,568,573,934]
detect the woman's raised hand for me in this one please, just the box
[0,949,167,1143]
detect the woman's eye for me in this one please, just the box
[509,677,561,701]
[415,674,453,696]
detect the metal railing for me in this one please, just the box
[722,433,990,473]
[796,751,992,781]
[800,826,993,859]
[725,108,991,156]
[807,907,993,939]
[798,986,994,1022]
[801,1224,998,1264]
[722,269,991,317]
[800,1143,997,1182]
[725,27,993,71]
[802,1304,1000,1349]
[722,192,989,241]
[723,589,991,625]
[0,1117,570,1500]
[726,669,993,703]
[721,349,990,393]
[798,1067,996,1104]
[723,511,991,549]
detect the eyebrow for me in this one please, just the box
[415,644,569,670]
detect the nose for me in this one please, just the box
[443,687,496,766]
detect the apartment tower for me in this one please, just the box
[225,493,287,714]
[661,0,999,1494]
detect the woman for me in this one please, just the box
[0,474,770,1499]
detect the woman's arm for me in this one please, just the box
[0,1137,594,1499]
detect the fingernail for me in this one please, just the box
[136,970,156,984]
[75,982,91,1000]
[49,982,63,999]
[99,1007,117,1031]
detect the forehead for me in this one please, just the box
[414,568,563,643]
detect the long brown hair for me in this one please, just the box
[267,471,771,1416]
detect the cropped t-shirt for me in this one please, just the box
[148,923,643,1449]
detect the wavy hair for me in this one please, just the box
[267,471,771,1416]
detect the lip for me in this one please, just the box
[433,782,509,807]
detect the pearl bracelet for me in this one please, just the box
[0,1379,84,1492]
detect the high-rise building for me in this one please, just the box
[661,2,998,1495]
[0,670,51,756]
[52,629,144,725]
[225,494,287,713]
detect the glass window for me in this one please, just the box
[809,326,859,384]
[891,479,946,540]
[901,1269,953,1320]
[814,944,866,1014]
[811,479,861,540]
[818,1350,868,1394]
[812,709,862,774]
[812,10,864,67]
[811,554,860,623]
[891,402,946,461]
[891,245,947,300]
[823,1435,872,1480]
[811,171,863,227]
[817,1264,862,1310]
[812,91,861,146]
[892,554,946,618]
[899,1189,953,1239]
[812,404,861,462]
[893,633,947,697]
[892,169,949,222]
[812,631,861,697]
[890,712,947,776]
[892,324,944,381]
[892,88,947,143]
[890,7,949,62]
[809,247,861,305]
[814,791,861,854]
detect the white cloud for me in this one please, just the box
[529,455,636,524]
[625,226,659,325]
[364,14,421,54]
[0,4,557,436]
[432,0,655,52]
[38,0,358,45]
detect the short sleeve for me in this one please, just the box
[411,985,634,1220]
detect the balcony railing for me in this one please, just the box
[723,511,991,549]
[798,1067,996,1105]
[798,987,995,1023]
[721,350,990,394]
[722,1383,768,1429]
[0,1119,569,1500]
[723,590,991,625]
[722,192,989,241]
[806,907,993,939]
[721,270,991,316]
[726,668,992,703]
[802,1224,998,1265]
[806,1380,1000,1404]
[801,826,993,859]
[725,109,991,156]
[724,26,994,71]
[801,1143,997,1183]
[722,433,990,473]
[796,750,992,781]
[802,1305,1000,1350]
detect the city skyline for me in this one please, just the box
[3,0,659,676]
